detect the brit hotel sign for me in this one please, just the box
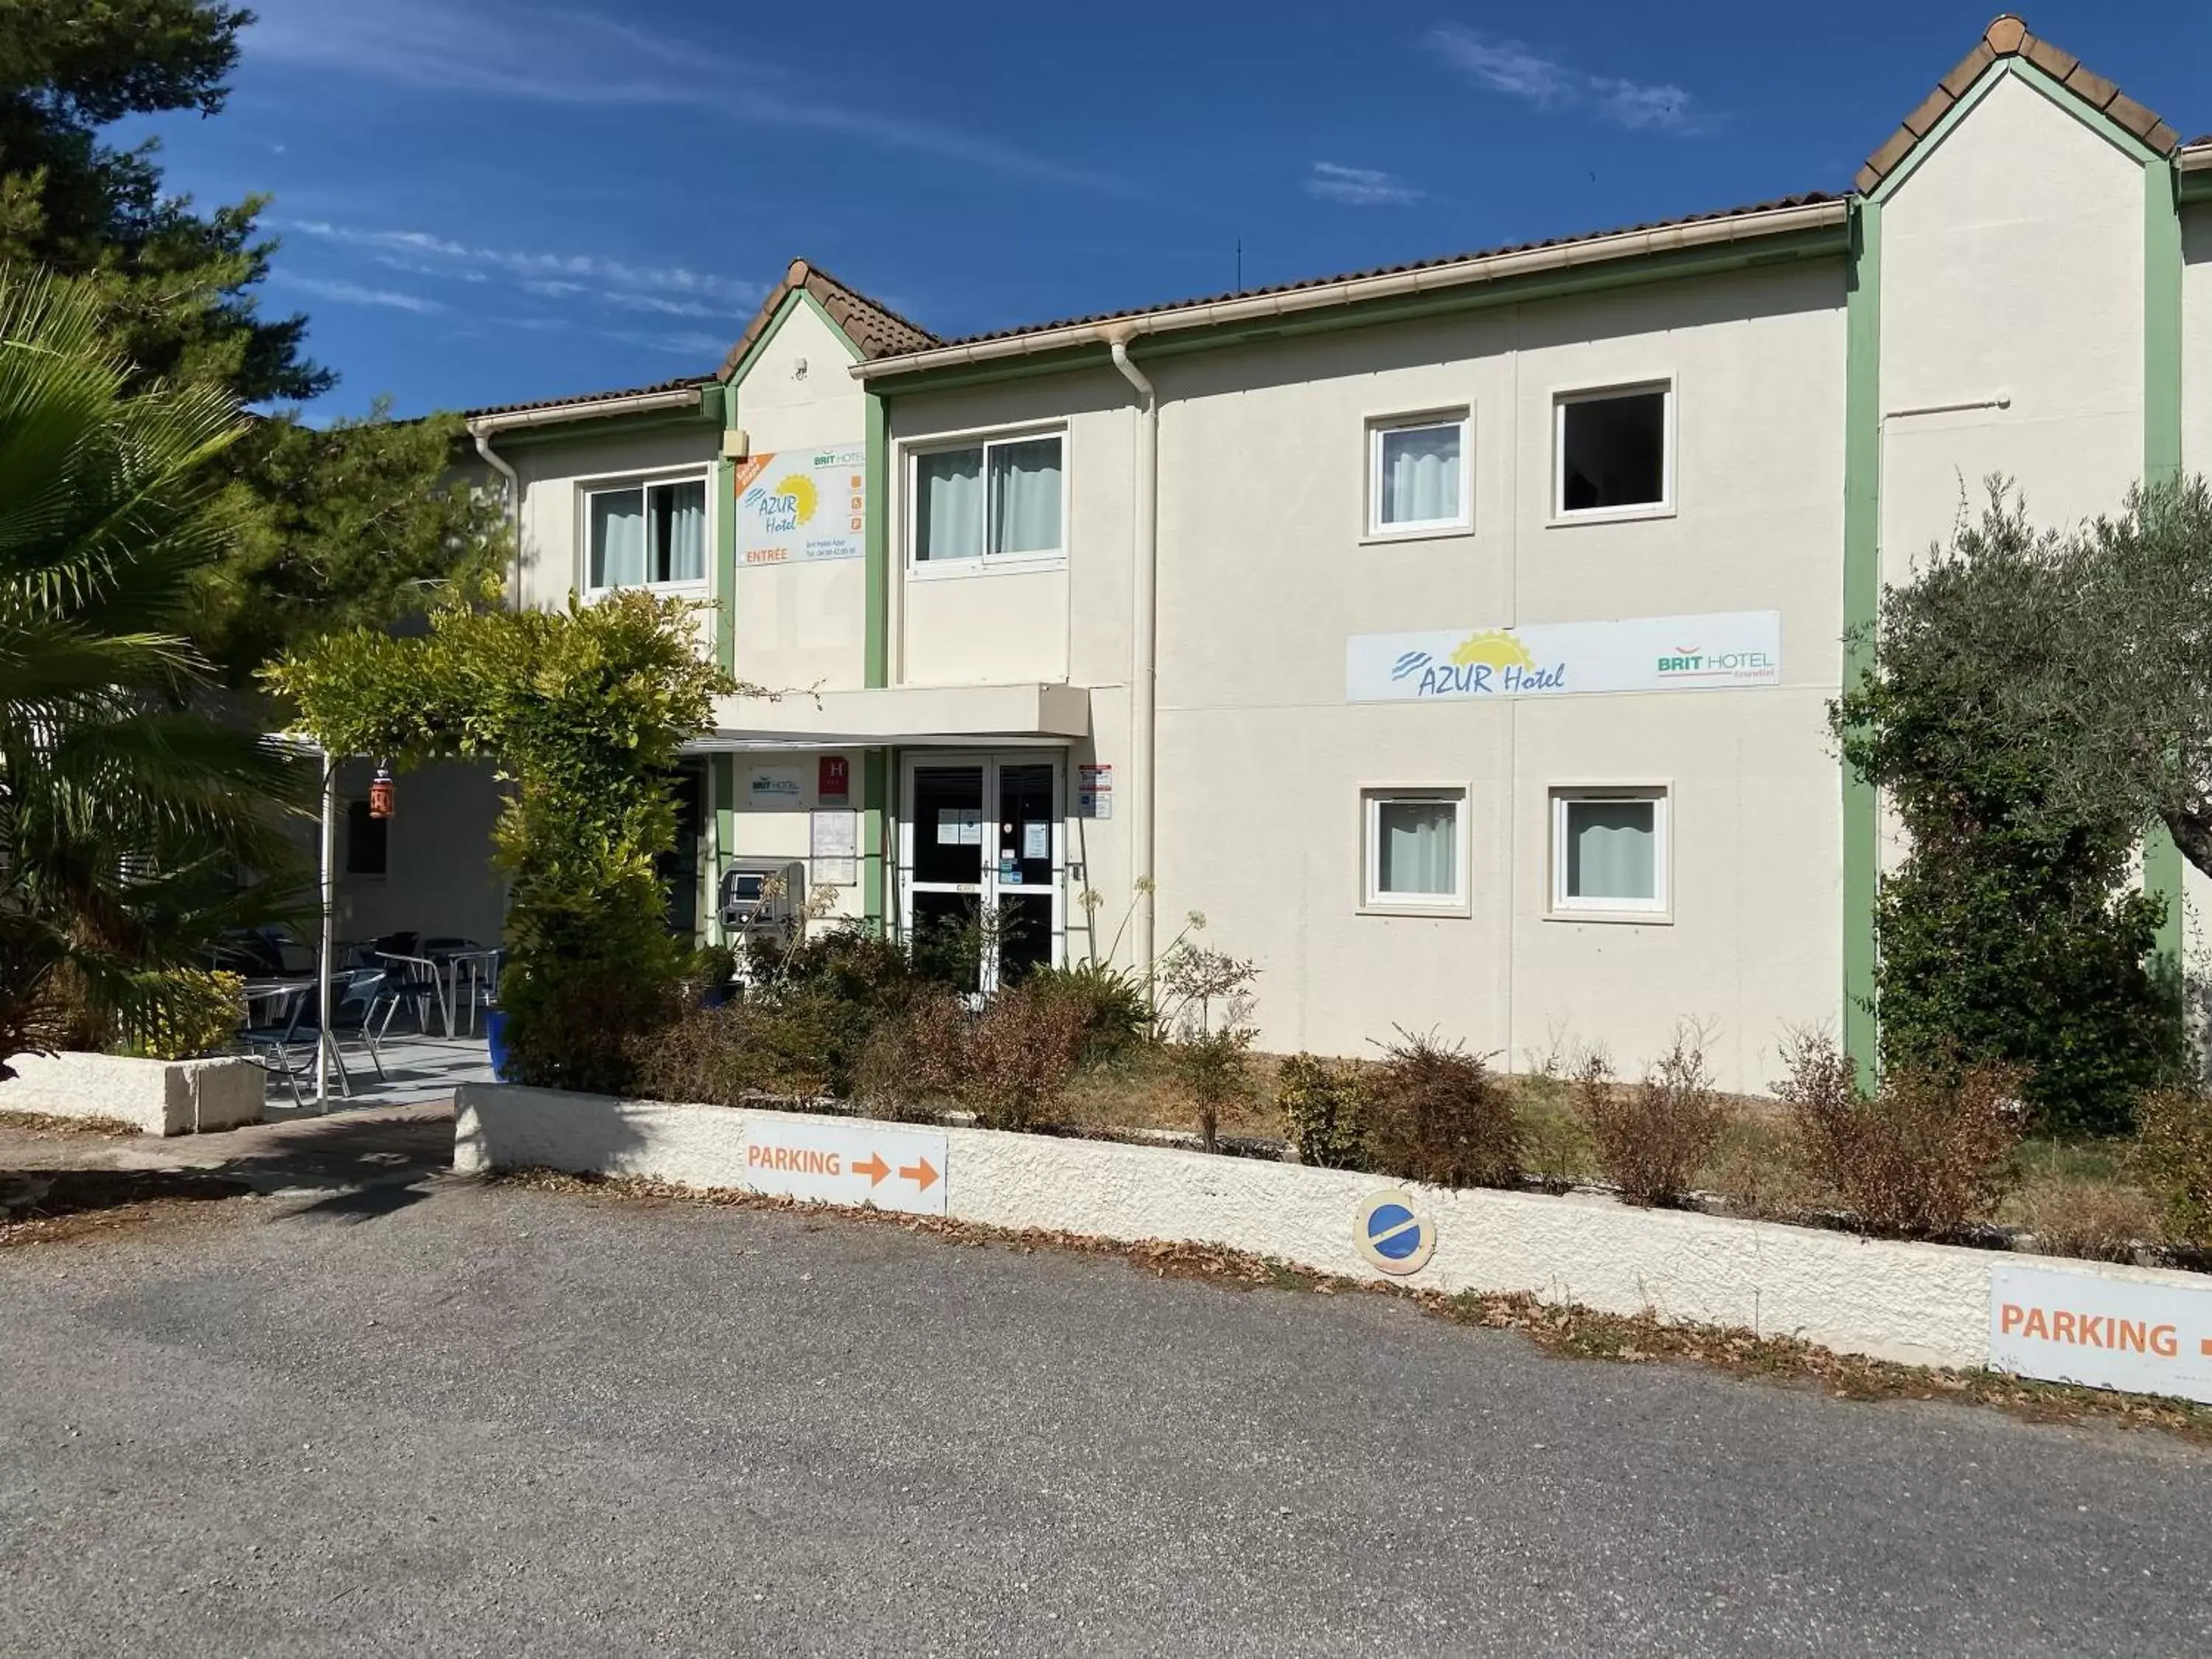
[1346,611,1783,702]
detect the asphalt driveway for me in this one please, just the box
[1,1171,2206,1657]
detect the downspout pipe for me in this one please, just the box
[1109,334,1158,989]
[467,421,522,600]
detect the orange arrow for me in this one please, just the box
[852,1152,890,1186]
[899,1156,939,1193]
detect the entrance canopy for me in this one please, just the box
[686,681,1089,752]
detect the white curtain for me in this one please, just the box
[1380,424,1461,525]
[990,437,1062,554]
[661,480,705,582]
[591,489,645,588]
[1378,800,1455,896]
[1566,801,1656,900]
[917,449,984,561]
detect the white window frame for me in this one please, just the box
[579,466,714,596]
[1549,785,1670,919]
[904,424,1069,577]
[1360,785,1470,915]
[1364,408,1472,540]
[1551,379,1675,524]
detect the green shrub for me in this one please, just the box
[1363,1031,1520,1190]
[1277,1053,1368,1169]
[2137,1088,2212,1246]
[1775,1032,2024,1238]
[116,970,246,1062]
[1024,960,1149,1065]
[1575,1029,1729,1208]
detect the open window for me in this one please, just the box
[587,475,708,591]
[911,431,1065,568]
[1551,787,1668,915]
[1554,383,1671,519]
[1363,788,1467,910]
[1367,412,1470,537]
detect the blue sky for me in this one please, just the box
[119,1,2209,417]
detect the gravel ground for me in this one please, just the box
[1,1175,2208,1658]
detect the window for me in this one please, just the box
[344,799,389,878]
[1555,384,1671,518]
[1368,413,1469,535]
[1363,789,1465,908]
[587,476,706,590]
[912,432,1063,566]
[1551,788,1667,914]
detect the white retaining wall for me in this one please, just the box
[2,1051,265,1136]
[454,1085,2211,1373]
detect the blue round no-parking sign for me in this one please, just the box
[1355,1189,1436,1276]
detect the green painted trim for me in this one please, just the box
[1841,199,1884,1092]
[865,224,1848,397]
[2146,162,2185,490]
[1871,59,2161,207]
[2010,59,2163,165]
[711,754,735,947]
[2146,157,2187,973]
[2179,167,2212,206]
[862,748,888,931]
[863,392,889,688]
[721,289,868,398]
[714,457,737,674]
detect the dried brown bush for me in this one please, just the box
[1698,1112,1828,1222]
[1576,1029,1731,1207]
[1773,1032,2025,1238]
[1363,1031,1520,1189]
[2137,1088,2212,1246]
[858,984,1085,1132]
[2014,1176,2161,1263]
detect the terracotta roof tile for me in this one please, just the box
[922,193,1843,353]
[465,375,712,421]
[717,259,938,380]
[1862,16,2180,195]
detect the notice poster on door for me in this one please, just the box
[936,808,982,846]
[1022,822,1051,861]
[810,809,859,886]
[733,445,866,566]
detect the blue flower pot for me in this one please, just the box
[484,1009,512,1082]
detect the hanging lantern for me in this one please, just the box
[369,761,397,820]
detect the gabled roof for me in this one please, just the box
[909,194,1842,358]
[718,258,938,380]
[1856,14,2181,196]
[465,375,712,422]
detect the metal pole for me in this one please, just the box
[317,753,336,1110]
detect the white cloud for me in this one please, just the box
[1306,161,1424,206]
[1425,24,1706,135]
[274,274,442,313]
[244,0,1114,187]
[285,220,765,313]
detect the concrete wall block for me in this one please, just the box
[2,1051,264,1135]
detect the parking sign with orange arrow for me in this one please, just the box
[735,1118,948,1216]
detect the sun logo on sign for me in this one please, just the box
[773,473,818,525]
[1450,629,1536,670]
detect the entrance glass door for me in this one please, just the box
[900,755,1062,994]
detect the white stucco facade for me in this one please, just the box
[408,26,2207,1093]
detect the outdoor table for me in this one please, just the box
[440,948,502,1036]
[240,977,313,1023]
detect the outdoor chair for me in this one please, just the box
[243,970,398,1107]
